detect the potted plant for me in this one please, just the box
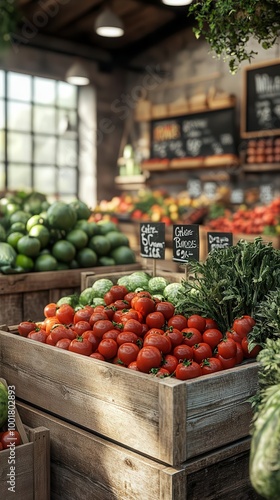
[189,0,280,73]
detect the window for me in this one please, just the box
[0,70,79,201]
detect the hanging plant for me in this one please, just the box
[0,0,20,49]
[189,0,280,73]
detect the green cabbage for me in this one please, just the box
[0,242,17,267]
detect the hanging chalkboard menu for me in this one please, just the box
[140,222,165,259]
[241,60,280,138]
[207,232,233,253]
[151,107,237,160]
[173,224,199,263]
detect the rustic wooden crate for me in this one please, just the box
[17,401,261,500]
[0,405,50,499]
[0,326,259,467]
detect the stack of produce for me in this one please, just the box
[0,191,136,274]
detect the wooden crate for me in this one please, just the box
[0,326,259,467]
[0,401,50,499]
[17,401,261,500]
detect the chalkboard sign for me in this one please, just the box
[151,108,237,160]
[173,224,199,263]
[241,60,280,138]
[140,222,165,259]
[207,232,233,253]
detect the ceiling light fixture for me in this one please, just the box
[65,62,90,86]
[95,7,124,38]
[162,0,193,5]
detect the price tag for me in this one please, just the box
[187,179,202,198]
[230,189,244,204]
[172,224,199,263]
[140,223,165,260]
[207,232,233,253]
[259,184,273,204]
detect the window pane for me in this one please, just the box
[58,167,77,193]
[0,130,5,161]
[58,82,77,108]
[34,105,56,133]
[58,110,78,135]
[7,72,31,102]
[7,133,32,162]
[0,100,4,129]
[8,164,32,189]
[8,102,32,131]
[0,71,4,98]
[34,136,56,163]
[34,165,56,194]
[57,139,77,167]
[0,163,5,190]
[34,77,56,105]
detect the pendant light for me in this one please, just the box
[162,0,193,5]
[95,7,124,38]
[65,62,90,86]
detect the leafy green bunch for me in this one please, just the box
[189,0,280,73]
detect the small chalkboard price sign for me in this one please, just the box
[140,222,165,260]
[241,59,280,138]
[172,224,199,263]
[207,232,233,253]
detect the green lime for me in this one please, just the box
[17,235,41,257]
[69,259,79,269]
[7,232,24,249]
[5,203,21,216]
[10,210,32,226]
[109,246,136,265]
[97,256,115,266]
[0,224,6,242]
[29,224,50,249]
[76,248,97,268]
[47,201,77,231]
[26,214,46,232]
[89,235,111,256]
[69,200,91,220]
[56,262,70,270]
[9,222,26,234]
[97,220,118,235]
[66,229,88,249]
[51,240,76,263]
[34,254,58,272]
[15,254,34,271]
[105,231,129,249]
[74,219,97,237]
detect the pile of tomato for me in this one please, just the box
[17,285,261,380]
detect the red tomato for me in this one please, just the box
[217,354,237,369]
[173,344,193,362]
[113,299,130,310]
[155,301,175,320]
[200,357,223,375]
[98,338,118,359]
[73,308,92,324]
[165,327,184,348]
[204,317,219,330]
[110,285,128,301]
[18,321,37,337]
[116,331,139,346]
[82,330,100,351]
[175,360,202,380]
[120,310,140,323]
[43,302,57,318]
[187,314,206,333]
[124,292,137,306]
[226,329,242,343]
[152,367,170,378]
[241,337,261,359]
[217,338,237,359]
[235,342,244,364]
[127,361,139,371]
[131,291,152,309]
[143,332,172,354]
[102,329,120,341]
[89,352,105,361]
[242,315,256,329]
[123,318,143,336]
[104,291,114,305]
[56,338,71,350]
[202,328,223,349]
[27,329,48,343]
[232,316,253,338]
[141,323,149,337]
[167,314,188,331]
[145,327,165,337]
[1,430,21,449]
[103,306,115,321]
[69,337,93,356]
[145,311,165,329]
[89,312,109,327]
[136,346,162,373]
[134,297,155,318]
[44,316,61,334]
[117,342,140,366]
[192,343,212,364]
[72,320,91,336]
[182,327,202,347]
[162,354,179,374]
[49,324,76,344]
[56,304,75,325]
[92,319,114,339]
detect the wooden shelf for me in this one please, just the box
[114,174,147,190]
[243,163,280,173]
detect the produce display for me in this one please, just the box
[0,191,136,274]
